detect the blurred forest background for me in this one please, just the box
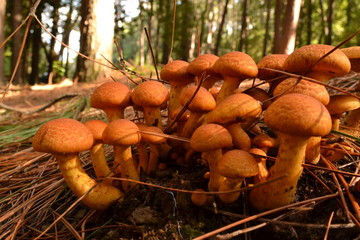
[1,0,359,87]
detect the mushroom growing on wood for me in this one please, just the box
[32,118,123,210]
[213,51,258,104]
[217,149,259,203]
[190,124,233,192]
[102,119,141,190]
[249,93,332,210]
[90,81,132,121]
[131,80,169,129]
[84,119,113,185]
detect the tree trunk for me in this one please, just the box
[139,0,145,67]
[325,0,334,45]
[0,0,6,86]
[47,0,60,83]
[275,0,301,54]
[238,0,248,51]
[11,0,23,85]
[273,0,283,53]
[160,0,171,64]
[199,0,209,52]
[75,0,115,82]
[214,0,230,55]
[206,0,216,53]
[178,0,193,61]
[29,2,44,85]
[262,0,271,56]
[306,0,313,45]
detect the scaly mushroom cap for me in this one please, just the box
[102,119,141,146]
[284,44,351,78]
[326,95,360,115]
[257,54,288,80]
[273,77,330,105]
[264,93,332,137]
[90,81,132,109]
[341,46,360,72]
[84,120,108,142]
[33,118,94,153]
[179,85,216,112]
[160,60,194,84]
[188,54,222,78]
[213,51,258,78]
[190,124,233,152]
[131,81,169,107]
[218,149,259,179]
[206,93,262,124]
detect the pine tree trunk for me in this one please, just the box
[11,0,23,85]
[214,0,230,55]
[75,0,115,82]
[0,0,6,86]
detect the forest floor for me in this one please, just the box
[1,75,360,240]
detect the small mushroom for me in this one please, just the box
[160,60,195,123]
[217,149,259,203]
[102,119,141,190]
[190,124,233,192]
[131,80,169,129]
[90,81,132,121]
[187,54,222,89]
[32,118,123,210]
[213,51,258,104]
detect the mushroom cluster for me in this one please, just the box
[32,44,358,211]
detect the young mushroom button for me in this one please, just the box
[32,118,123,210]
[249,93,332,210]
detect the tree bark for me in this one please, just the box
[0,0,6,86]
[325,0,334,45]
[75,0,115,82]
[306,0,313,45]
[11,0,23,85]
[262,0,271,56]
[273,0,283,53]
[47,0,60,83]
[160,0,171,64]
[214,0,230,55]
[238,0,248,51]
[275,0,301,54]
[206,0,216,53]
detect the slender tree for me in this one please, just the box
[214,0,230,55]
[11,0,24,85]
[262,0,272,56]
[0,0,6,86]
[238,0,248,51]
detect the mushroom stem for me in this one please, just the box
[216,76,242,104]
[103,108,125,122]
[136,141,149,173]
[249,133,307,210]
[113,146,140,190]
[226,123,251,151]
[147,144,161,174]
[180,112,206,138]
[143,106,162,129]
[218,178,243,203]
[202,150,226,192]
[90,143,113,185]
[55,153,123,210]
[344,108,360,137]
